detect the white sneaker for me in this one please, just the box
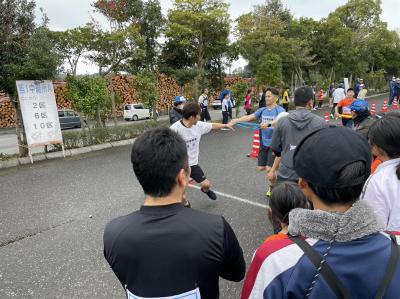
[221,128,230,131]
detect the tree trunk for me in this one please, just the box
[218,58,224,91]
[193,78,198,102]
[11,96,28,156]
[291,71,294,96]
[96,105,102,127]
[109,78,117,126]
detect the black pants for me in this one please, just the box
[200,107,211,121]
[282,103,288,112]
[222,111,229,124]
[331,103,338,115]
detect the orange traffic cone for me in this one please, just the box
[393,97,399,110]
[371,102,377,117]
[381,99,389,113]
[249,130,260,158]
[324,112,330,124]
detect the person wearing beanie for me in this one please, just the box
[169,95,186,124]
[241,127,400,299]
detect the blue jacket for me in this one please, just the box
[220,89,233,102]
[242,232,400,299]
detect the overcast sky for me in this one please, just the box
[34,0,400,74]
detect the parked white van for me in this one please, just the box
[123,103,151,121]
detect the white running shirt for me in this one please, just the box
[333,88,346,104]
[362,158,400,231]
[170,120,212,166]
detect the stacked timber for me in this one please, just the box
[0,93,16,128]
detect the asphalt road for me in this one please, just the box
[0,93,391,298]
[0,125,270,298]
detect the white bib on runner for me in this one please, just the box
[127,288,201,299]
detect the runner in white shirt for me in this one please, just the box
[171,102,234,204]
[331,83,346,118]
[362,114,400,231]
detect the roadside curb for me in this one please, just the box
[0,138,136,170]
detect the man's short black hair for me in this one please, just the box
[347,88,354,92]
[131,128,188,197]
[294,86,313,107]
[266,87,280,96]
[307,161,367,205]
[182,102,201,119]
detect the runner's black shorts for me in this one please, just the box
[190,165,207,183]
[258,146,275,167]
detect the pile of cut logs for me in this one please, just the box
[0,75,252,128]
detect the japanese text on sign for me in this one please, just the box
[16,80,63,147]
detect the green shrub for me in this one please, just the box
[60,120,169,150]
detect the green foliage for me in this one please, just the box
[0,153,20,161]
[0,0,61,97]
[93,0,163,73]
[256,54,283,86]
[230,81,249,117]
[61,120,168,149]
[364,69,387,92]
[133,71,158,119]
[86,24,146,76]
[164,0,230,81]
[50,25,93,75]
[235,0,400,87]
[65,75,111,123]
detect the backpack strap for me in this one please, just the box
[374,233,399,299]
[289,235,352,299]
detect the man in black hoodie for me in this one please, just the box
[269,86,326,184]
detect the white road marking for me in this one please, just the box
[189,184,268,209]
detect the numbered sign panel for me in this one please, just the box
[16,80,63,147]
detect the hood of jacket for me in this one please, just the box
[288,201,385,242]
[288,108,316,130]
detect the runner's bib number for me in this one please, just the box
[127,288,201,299]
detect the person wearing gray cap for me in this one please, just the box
[245,126,400,298]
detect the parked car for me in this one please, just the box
[58,109,86,129]
[212,98,236,110]
[123,103,152,121]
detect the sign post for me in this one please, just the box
[344,78,349,93]
[16,80,64,163]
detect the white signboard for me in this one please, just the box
[16,80,63,147]
[344,78,349,93]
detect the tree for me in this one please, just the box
[256,53,283,87]
[93,0,164,72]
[165,0,230,99]
[230,81,249,117]
[50,25,93,76]
[85,24,145,77]
[133,71,158,120]
[0,0,62,156]
[65,75,112,127]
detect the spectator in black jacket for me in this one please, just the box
[103,128,245,299]
[169,96,186,124]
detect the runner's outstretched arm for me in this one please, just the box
[211,123,235,130]
[229,114,257,126]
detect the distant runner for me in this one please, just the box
[170,102,234,204]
